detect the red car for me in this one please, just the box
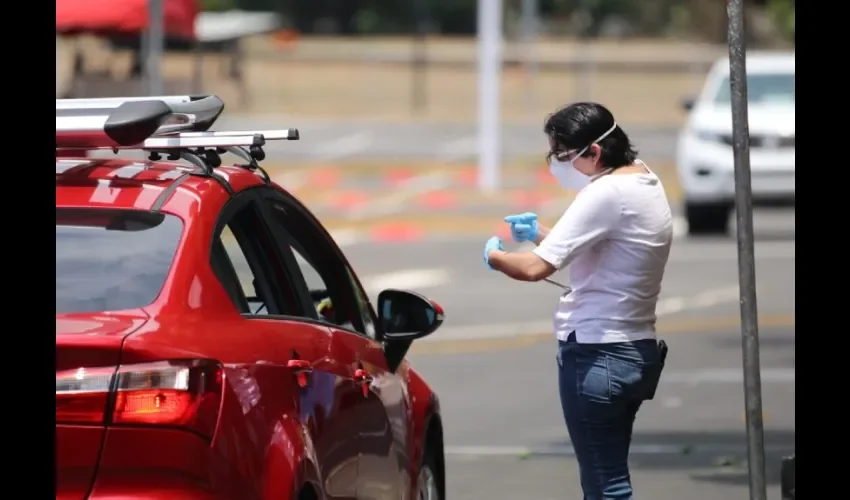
[56,96,446,500]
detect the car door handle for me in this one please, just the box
[353,368,373,397]
[287,359,313,388]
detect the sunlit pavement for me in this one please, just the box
[341,210,794,333]
[297,159,794,498]
[262,160,685,243]
[216,117,679,162]
[410,325,793,500]
[250,146,792,497]
[351,211,794,500]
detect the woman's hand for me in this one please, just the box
[483,235,557,281]
[504,212,550,244]
[483,236,504,270]
[504,212,538,242]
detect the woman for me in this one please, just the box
[483,102,673,500]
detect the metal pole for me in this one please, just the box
[411,0,429,112]
[192,41,205,95]
[146,0,165,96]
[726,1,768,499]
[477,0,503,192]
[575,40,594,101]
[520,0,539,115]
[573,2,593,101]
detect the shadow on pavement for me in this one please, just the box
[753,231,796,242]
[709,331,796,367]
[711,334,795,351]
[540,429,794,488]
[685,231,794,243]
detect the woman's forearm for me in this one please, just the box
[533,224,551,245]
[488,249,555,282]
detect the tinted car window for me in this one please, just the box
[56,208,183,314]
[265,199,368,335]
[713,72,795,104]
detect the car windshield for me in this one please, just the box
[56,208,183,314]
[713,72,795,105]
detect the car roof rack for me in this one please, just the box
[55,95,300,187]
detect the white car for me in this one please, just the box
[676,52,795,235]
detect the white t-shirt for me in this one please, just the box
[532,162,673,343]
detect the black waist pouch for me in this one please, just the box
[644,339,668,400]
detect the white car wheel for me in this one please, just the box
[418,457,440,500]
[686,201,731,235]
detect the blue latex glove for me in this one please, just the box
[483,236,504,270]
[504,212,539,243]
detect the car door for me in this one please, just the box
[255,190,411,500]
[210,191,361,499]
[336,264,415,500]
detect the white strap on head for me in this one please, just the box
[586,122,619,182]
[568,122,618,157]
[593,122,618,144]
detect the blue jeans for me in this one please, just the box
[557,332,662,500]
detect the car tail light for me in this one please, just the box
[56,360,224,439]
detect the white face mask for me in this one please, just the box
[549,123,618,191]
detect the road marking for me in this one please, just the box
[271,169,309,192]
[744,411,770,425]
[663,368,795,384]
[672,215,688,238]
[691,286,740,308]
[330,229,361,248]
[345,171,452,220]
[410,313,795,355]
[312,131,374,162]
[438,136,477,162]
[420,284,744,343]
[655,296,686,315]
[318,229,794,258]
[444,442,793,458]
[669,241,795,263]
[360,268,452,294]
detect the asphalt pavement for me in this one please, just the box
[343,209,795,335]
[343,210,795,500]
[215,115,678,163]
[411,325,794,500]
[89,112,793,498]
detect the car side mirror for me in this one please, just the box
[378,289,444,341]
[682,97,696,111]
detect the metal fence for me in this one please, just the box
[58,33,726,129]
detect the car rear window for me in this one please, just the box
[56,208,183,314]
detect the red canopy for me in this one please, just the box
[56,0,199,40]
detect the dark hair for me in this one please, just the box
[544,102,638,169]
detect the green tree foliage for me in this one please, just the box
[228,0,794,42]
[201,0,237,12]
[766,0,794,41]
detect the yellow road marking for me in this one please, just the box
[410,313,795,355]
[743,411,770,425]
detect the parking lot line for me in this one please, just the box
[445,441,793,458]
[410,313,794,355]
